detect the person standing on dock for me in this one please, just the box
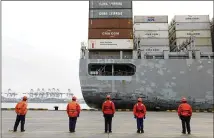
[133,98,147,133]
[102,95,115,133]
[177,97,192,134]
[13,96,28,132]
[66,96,81,133]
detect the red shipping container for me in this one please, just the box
[89,19,133,29]
[88,29,133,39]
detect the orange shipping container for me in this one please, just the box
[88,29,133,39]
[89,19,133,29]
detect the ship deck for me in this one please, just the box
[1,111,213,138]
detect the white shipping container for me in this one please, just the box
[88,39,133,49]
[138,38,169,46]
[175,38,212,46]
[134,23,168,31]
[134,15,168,23]
[134,31,168,38]
[140,46,169,52]
[175,30,211,38]
[174,15,210,23]
[174,22,211,30]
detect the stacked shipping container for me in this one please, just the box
[169,15,212,52]
[88,1,133,50]
[133,16,170,52]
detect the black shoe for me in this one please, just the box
[182,132,186,134]
[21,130,25,132]
[188,132,191,134]
[141,129,144,133]
[13,130,17,132]
[109,131,112,133]
[137,130,140,133]
[105,131,107,133]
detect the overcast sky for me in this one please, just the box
[2,1,213,98]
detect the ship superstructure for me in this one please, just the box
[79,0,213,111]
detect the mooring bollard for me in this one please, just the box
[54,106,59,111]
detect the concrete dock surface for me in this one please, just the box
[1,111,213,138]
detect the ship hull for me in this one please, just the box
[79,59,213,110]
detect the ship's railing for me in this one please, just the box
[144,55,164,59]
[89,55,133,59]
[89,71,135,76]
[89,55,120,59]
[123,55,133,59]
[82,48,214,60]
[143,53,164,59]
[114,71,135,76]
[199,52,214,59]
[168,52,189,59]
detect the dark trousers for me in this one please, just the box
[136,118,144,130]
[104,114,113,132]
[13,115,25,131]
[180,116,191,133]
[69,117,77,132]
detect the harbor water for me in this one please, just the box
[1,103,91,110]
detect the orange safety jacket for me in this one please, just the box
[133,102,146,118]
[177,103,192,117]
[15,101,28,115]
[102,100,115,115]
[67,101,81,117]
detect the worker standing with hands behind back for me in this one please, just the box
[13,96,28,132]
[177,97,192,134]
[102,95,115,133]
[133,98,146,133]
[67,96,81,133]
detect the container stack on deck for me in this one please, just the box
[88,1,133,59]
[133,15,170,52]
[169,15,212,52]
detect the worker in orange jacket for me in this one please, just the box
[66,96,81,133]
[133,98,146,133]
[13,96,28,132]
[102,95,115,133]
[177,97,192,134]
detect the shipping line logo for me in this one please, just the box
[91,41,96,48]
[99,12,123,16]
[145,32,160,37]
[187,32,200,35]
[98,2,123,6]
[185,15,199,20]
[147,17,155,22]
[142,48,162,52]
[102,30,120,38]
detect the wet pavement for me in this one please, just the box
[1,111,213,138]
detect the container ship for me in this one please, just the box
[1,88,85,104]
[79,1,213,111]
